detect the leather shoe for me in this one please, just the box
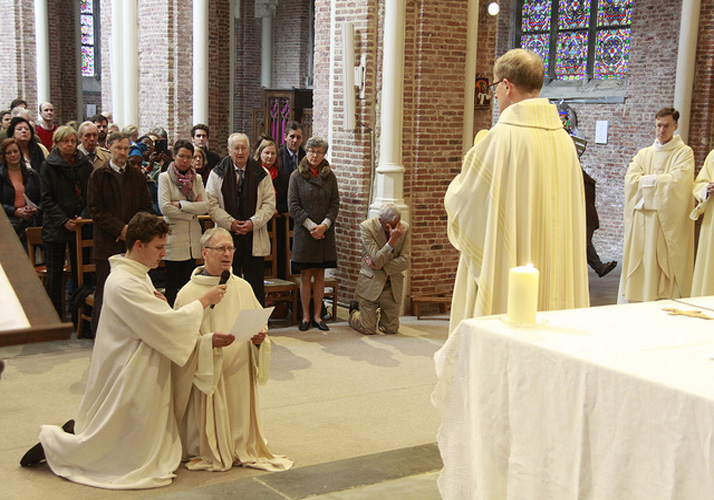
[298,320,310,331]
[596,261,617,277]
[20,419,75,467]
[312,320,330,331]
[349,300,359,315]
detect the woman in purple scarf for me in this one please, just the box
[157,140,209,305]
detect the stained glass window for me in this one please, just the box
[80,15,94,46]
[559,0,590,30]
[556,32,588,80]
[516,0,632,81]
[522,0,551,32]
[522,34,551,74]
[81,46,95,77]
[595,28,630,78]
[598,0,633,27]
[80,1,97,77]
[80,0,93,14]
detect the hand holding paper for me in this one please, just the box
[229,307,274,343]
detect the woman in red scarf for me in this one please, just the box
[158,140,209,305]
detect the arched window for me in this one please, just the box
[516,0,632,82]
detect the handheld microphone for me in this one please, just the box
[211,270,231,309]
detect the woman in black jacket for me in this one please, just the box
[0,137,40,248]
[7,116,48,173]
[40,125,92,316]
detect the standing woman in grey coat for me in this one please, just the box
[288,137,339,332]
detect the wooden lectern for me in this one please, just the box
[0,211,73,346]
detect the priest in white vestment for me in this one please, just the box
[618,107,694,302]
[690,149,714,296]
[173,226,293,472]
[445,48,589,332]
[23,213,233,489]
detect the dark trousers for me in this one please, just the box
[232,238,265,306]
[44,240,78,318]
[90,259,111,337]
[164,259,196,306]
[586,226,603,271]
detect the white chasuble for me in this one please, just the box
[172,268,292,472]
[39,255,205,489]
[690,149,714,296]
[445,98,589,332]
[618,135,694,302]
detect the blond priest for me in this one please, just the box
[618,107,694,302]
[690,149,714,296]
[172,227,292,472]
[445,48,589,332]
[22,213,232,489]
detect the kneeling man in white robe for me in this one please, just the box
[172,227,293,472]
[21,213,234,490]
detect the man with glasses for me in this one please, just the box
[618,107,695,302]
[445,48,589,332]
[205,133,276,305]
[172,226,292,472]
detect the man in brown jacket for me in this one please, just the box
[87,132,153,337]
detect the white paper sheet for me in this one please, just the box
[0,263,31,331]
[229,307,274,342]
[23,194,38,210]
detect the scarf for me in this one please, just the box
[172,162,196,201]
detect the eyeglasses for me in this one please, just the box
[205,246,236,253]
[306,149,325,156]
[489,80,503,92]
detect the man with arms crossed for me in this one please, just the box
[445,48,589,332]
[618,107,695,302]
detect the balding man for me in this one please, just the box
[205,133,276,305]
[36,102,58,149]
[445,48,589,332]
[78,121,110,170]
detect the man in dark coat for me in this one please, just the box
[278,122,305,176]
[87,132,154,337]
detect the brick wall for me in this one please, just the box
[208,0,232,150]
[494,0,684,260]
[689,0,714,168]
[234,0,262,137]
[473,5,498,134]
[48,0,79,124]
[274,0,313,89]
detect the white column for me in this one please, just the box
[369,0,408,222]
[193,0,209,124]
[122,0,139,128]
[256,1,277,89]
[673,0,701,144]
[34,0,51,107]
[110,0,125,126]
[463,0,479,154]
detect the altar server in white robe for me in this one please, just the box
[690,149,714,296]
[22,213,233,490]
[618,107,695,302]
[172,226,293,472]
[445,48,589,332]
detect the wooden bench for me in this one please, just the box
[411,292,452,320]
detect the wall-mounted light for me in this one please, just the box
[480,1,500,22]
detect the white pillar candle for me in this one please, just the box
[507,264,540,325]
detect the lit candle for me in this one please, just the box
[507,263,539,325]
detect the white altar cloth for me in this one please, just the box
[433,297,714,500]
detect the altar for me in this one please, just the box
[433,298,714,499]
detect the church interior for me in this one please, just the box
[2,0,714,497]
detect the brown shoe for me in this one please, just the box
[596,261,617,277]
